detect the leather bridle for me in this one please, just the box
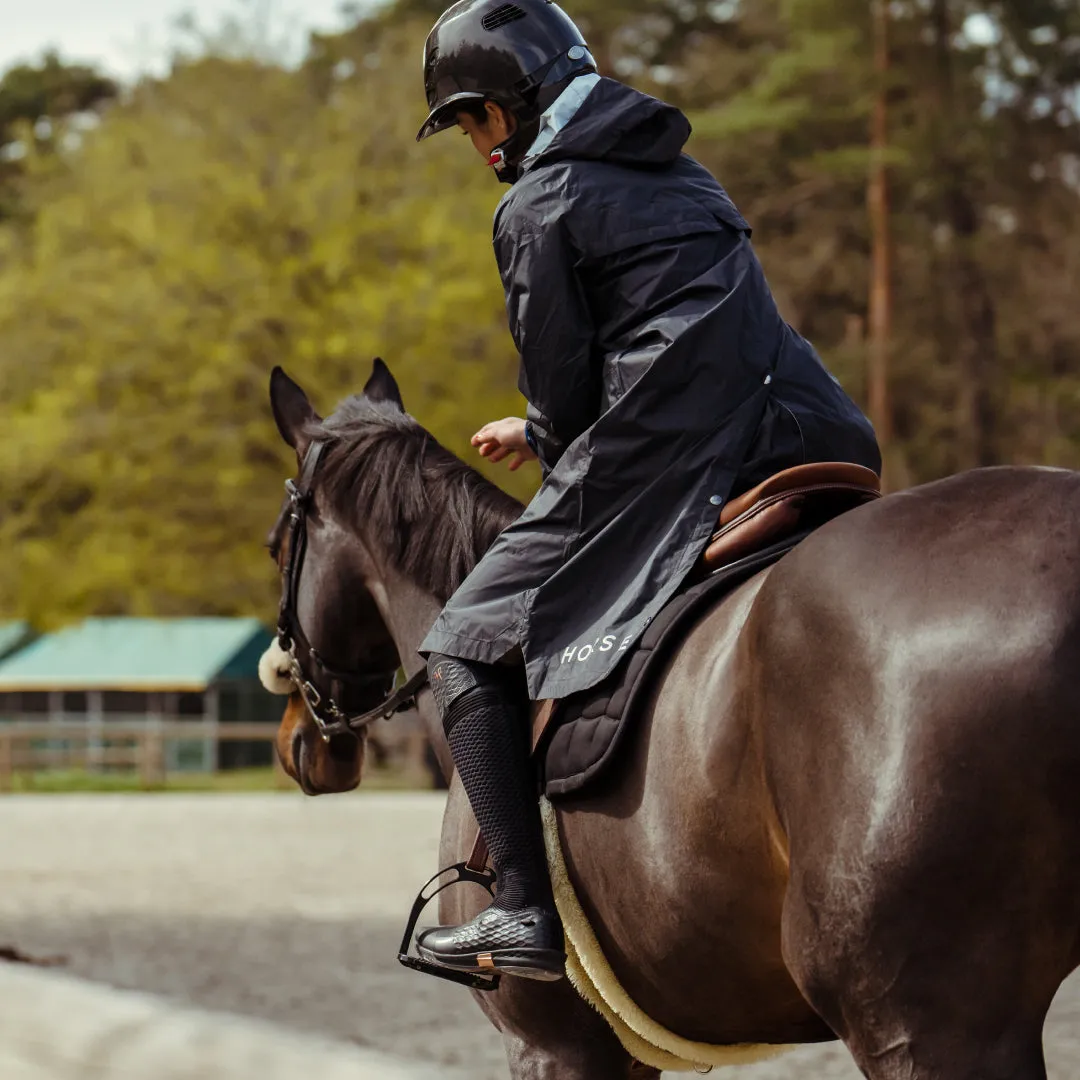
[272,440,429,742]
[273,441,497,993]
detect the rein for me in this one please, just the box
[274,439,429,741]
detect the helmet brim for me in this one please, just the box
[416,91,489,142]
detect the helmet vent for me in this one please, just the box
[482,4,528,31]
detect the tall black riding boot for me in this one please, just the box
[416,655,565,982]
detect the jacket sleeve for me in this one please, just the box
[495,209,600,474]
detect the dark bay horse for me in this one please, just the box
[265,360,1080,1080]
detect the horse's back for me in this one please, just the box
[753,465,1080,1066]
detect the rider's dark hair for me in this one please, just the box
[457,100,491,126]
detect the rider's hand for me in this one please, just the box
[471,417,537,472]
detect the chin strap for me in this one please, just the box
[479,50,601,186]
[488,146,515,183]
[487,115,540,185]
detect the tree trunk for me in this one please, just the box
[868,0,894,487]
[931,0,998,470]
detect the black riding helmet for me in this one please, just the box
[416,0,597,183]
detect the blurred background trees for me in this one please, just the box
[0,0,1076,625]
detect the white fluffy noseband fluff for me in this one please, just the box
[258,640,295,696]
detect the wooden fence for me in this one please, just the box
[0,720,438,791]
[0,722,283,791]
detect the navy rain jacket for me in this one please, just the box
[420,77,881,699]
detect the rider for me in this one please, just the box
[415,0,881,980]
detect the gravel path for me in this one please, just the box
[2,793,1077,1078]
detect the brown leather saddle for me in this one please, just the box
[701,460,881,571]
[462,462,881,871]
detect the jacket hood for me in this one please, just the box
[524,77,691,173]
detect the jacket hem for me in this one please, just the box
[418,628,521,666]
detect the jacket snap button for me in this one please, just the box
[709,495,723,506]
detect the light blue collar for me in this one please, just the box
[523,73,601,162]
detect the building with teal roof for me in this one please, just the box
[0,618,279,772]
[0,618,270,691]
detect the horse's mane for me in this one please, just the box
[309,396,524,603]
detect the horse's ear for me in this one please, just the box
[270,366,321,455]
[364,358,404,410]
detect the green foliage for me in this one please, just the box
[0,24,529,626]
[0,1,1076,628]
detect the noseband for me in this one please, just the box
[274,440,429,741]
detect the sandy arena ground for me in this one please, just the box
[2,793,1078,1079]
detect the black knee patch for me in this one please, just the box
[428,655,496,722]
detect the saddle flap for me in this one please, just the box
[704,497,805,570]
[531,700,558,755]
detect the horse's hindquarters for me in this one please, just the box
[755,466,1080,1076]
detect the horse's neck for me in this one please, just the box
[369,466,521,783]
[372,571,454,781]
